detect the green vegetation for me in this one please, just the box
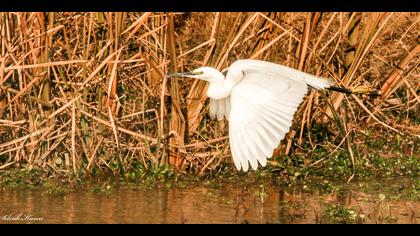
[322,204,358,223]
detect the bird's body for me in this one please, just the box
[169,59,337,172]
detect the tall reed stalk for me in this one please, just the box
[0,12,418,177]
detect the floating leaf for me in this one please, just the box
[378,193,386,201]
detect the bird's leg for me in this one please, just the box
[327,86,352,94]
[327,85,381,96]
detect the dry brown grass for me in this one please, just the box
[0,12,418,177]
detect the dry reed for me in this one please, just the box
[0,12,418,177]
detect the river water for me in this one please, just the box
[0,178,418,224]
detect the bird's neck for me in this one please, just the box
[206,75,234,100]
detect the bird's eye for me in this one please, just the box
[193,71,204,75]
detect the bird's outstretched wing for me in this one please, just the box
[228,70,308,171]
[234,59,333,90]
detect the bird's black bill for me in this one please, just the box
[166,71,203,78]
[327,86,352,94]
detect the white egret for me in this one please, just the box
[168,59,351,172]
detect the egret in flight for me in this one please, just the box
[168,59,350,172]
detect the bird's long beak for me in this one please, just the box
[165,71,203,78]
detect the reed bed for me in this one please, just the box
[0,12,418,178]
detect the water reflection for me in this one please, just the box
[0,179,418,224]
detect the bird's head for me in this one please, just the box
[166,67,224,83]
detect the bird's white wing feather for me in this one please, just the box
[209,98,230,121]
[209,98,218,120]
[233,59,333,90]
[229,71,308,171]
